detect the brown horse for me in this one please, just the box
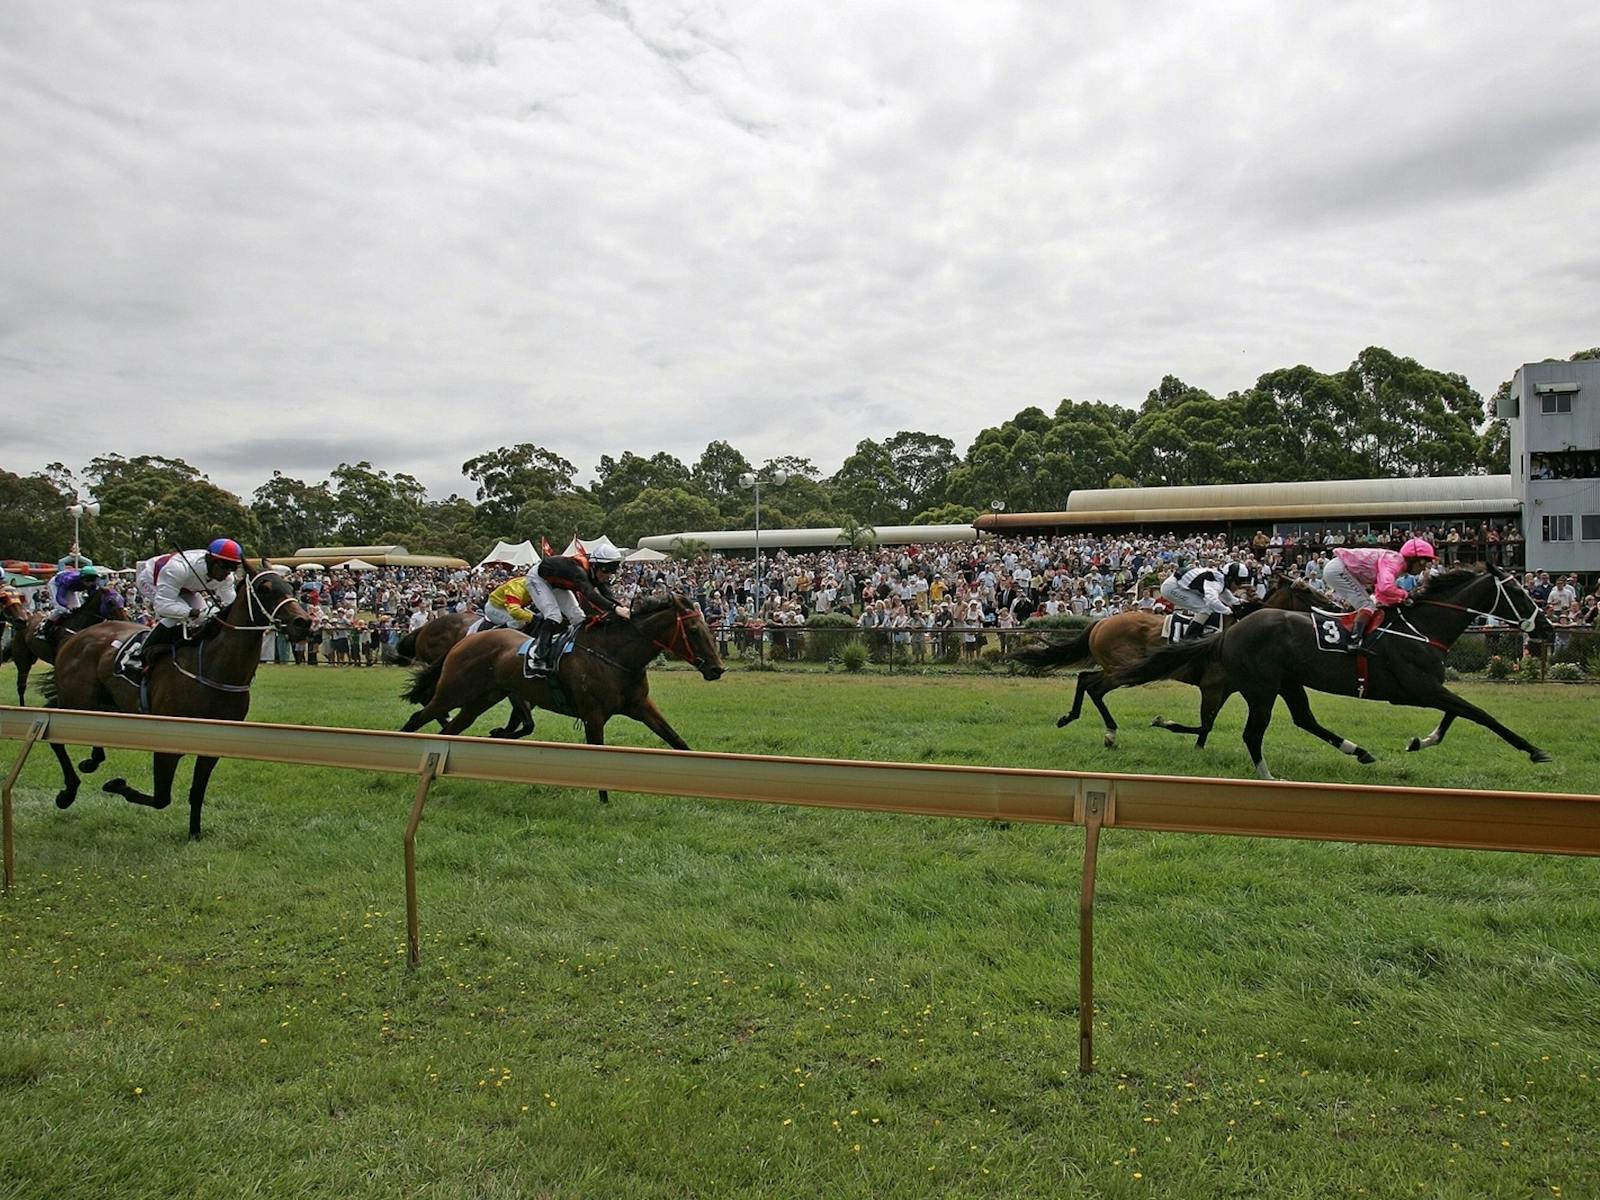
[39,567,311,838]
[394,610,480,666]
[6,584,131,705]
[1011,578,1342,748]
[400,594,724,802]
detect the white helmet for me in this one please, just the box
[588,543,623,565]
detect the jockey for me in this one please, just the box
[1159,562,1245,634]
[48,562,103,618]
[484,572,540,632]
[135,537,244,661]
[1321,537,1438,652]
[526,541,631,663]
[40,562,106,648]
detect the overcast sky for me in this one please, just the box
[4,1,1599,501]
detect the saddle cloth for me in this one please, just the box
[112,629,153,683]
[1310,606,1380,653]
[1162,612,1216,643]
[519,627,578,680]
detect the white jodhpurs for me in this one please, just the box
[1160,577,1212,616]
[526,575,585,625]
[1320,558,1372,609]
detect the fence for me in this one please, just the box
[4,704,1599,1072]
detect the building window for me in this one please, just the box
[1582,514,1600,541]
[1542,514,1573,542]
[1540,393,1573,415]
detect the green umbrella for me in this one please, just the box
[3,572,44,588]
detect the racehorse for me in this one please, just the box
[5,584,130,705]
[1103,566,1552,779]
[399,594,724,802]
[394,610,480,666]
[39,567,311,838]
[1011,577,1339,748]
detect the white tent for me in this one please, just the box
[626,546,668,562]
[563,535,624,560]
[477,540,539,568]
[336,558,380,571]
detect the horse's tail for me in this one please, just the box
[1009,626,1094,673]
[394,628,420,666]
[37,668,59,706]
[1104,635,1222,690]
[402,657,444,706]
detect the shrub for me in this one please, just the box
[744,659,777,673]
[1547,661,1584,682]
[1024,614,1093,633]
[1486,655,1515,680]
[1442,666,1462,682]
[839,642,868,673]
[803,612,859,662]
[1446,636,1490,673]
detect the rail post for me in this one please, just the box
[1077,784,1111,1073]
[404,748,446,969]
[2,716,49,891]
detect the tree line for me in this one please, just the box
[3,345,1593,565]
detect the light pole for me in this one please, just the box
[739,469,787,616]
[988,499,1005,540]
[67,499,101,563]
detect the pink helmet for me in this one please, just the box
[1399,537,1437,561]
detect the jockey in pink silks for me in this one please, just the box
[1320,537,1438,652]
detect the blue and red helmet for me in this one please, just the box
[207,537,244,563]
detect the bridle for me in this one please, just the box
[214,574,303,632]
[1411,571,1541,634]
[646,603,713,672]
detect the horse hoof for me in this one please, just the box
[102,778,126,796]
[1150,716,1166,728]
[1531,749,1553,763]
[55,789,77,810]
[597,791,609,804]
[1055,715,1071,728]
[78,757,100,774]
[1356,751,1377,764]
[1103,734,1117,749]
[489,727,510,739]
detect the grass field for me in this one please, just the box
[2,664,1599,1199]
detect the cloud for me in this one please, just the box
[3,0,1599,506]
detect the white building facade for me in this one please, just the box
[1500,359,1600,574]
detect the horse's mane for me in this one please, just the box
[628,592,685,619]
[1415,567,1487,599]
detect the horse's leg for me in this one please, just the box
[623,697,690,751]
[1154,684,1233,747]
[490,698,536,739]
[1278,682,1376,765]
[77,745,106,774]
[1056,671,1094,728]
[1080,674,1120,748]
[1403,686,1550,762]
[50,741,81,809]
[1406,713,1456,753]
[187,755,219,839]
[1240,693,1277,780]
[440,694,501,736]
[102,752,180,810]
[401,701,446,734]
[15,650,31,705]
[583,715,611,804]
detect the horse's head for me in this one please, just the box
[0,589,26,623]
[1487,566,1553,639]
[639,593,724,680]
[248,566,313,641]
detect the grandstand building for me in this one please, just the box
[1499,357,1600,574]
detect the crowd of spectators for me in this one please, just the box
[28,521,1594,664]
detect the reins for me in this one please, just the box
[1410,573,1541,634]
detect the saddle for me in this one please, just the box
[521,624,578,679]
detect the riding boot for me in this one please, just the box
[1345,616,1368,654]
[530,618,559,672]
[137,621,180,671]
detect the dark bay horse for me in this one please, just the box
[1011,578,1338,748]
[400,594,724,802]
[40,568,311,837]
[6,584,130,705]
[394,610,480,666]
[1105,567,1552,779]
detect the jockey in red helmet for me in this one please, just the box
[134,537,245,663]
